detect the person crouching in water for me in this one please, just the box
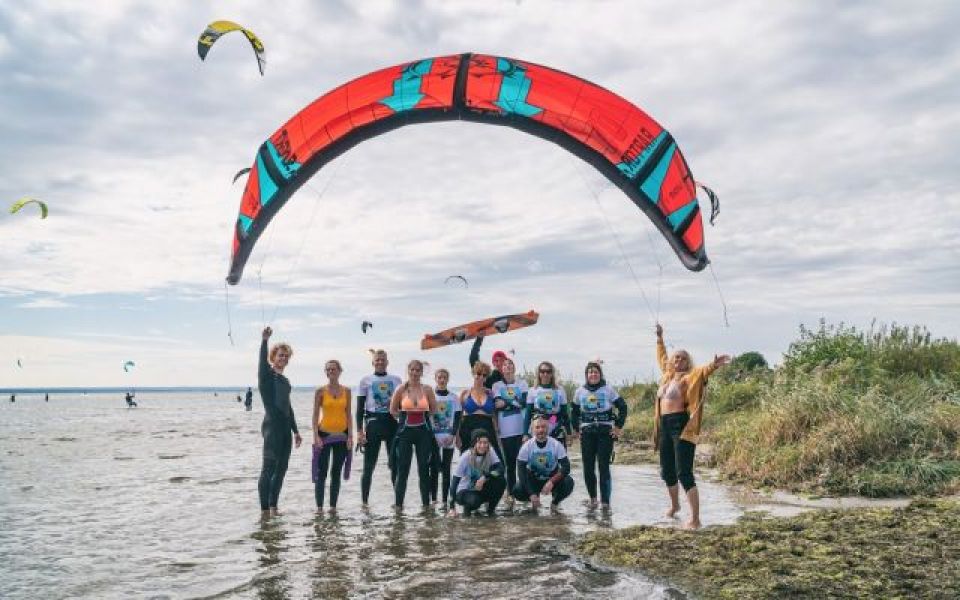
[356,349,403,507]
[572,361,627,510]
[449,430,506,517]
[514,415,575,513]
[655,324,730,529]
[311,360,353,511]
[430,368,461,506]
[390,359,437,510]
[257,327,302,517]
[492,357,528,509]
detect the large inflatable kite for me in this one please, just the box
[226,53,713,284]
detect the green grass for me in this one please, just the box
[618,321,960,497]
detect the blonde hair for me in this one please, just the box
[435,368,450,379]
[325,359,342,372]
[269,343,293,364]
[671,350,693,371]
[368,348,387,358]
[472,361,492,378]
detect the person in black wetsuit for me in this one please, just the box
[125,392,137,407]
[571,361,628,510]
[468,336,506,388]
[258,326,302,516]
[356,349,403,507]
[244,387,253,411]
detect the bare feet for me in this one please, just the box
[683,519,702,530]
[587,498,599,510]
[665,505,680,519]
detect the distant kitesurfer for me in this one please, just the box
[125,392,137,408]
[245,387,253,411]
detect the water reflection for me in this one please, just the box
[251,518,290,600]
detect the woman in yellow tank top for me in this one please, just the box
[311,360,353,510]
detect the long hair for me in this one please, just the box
[537,361,557,388]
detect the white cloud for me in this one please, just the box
[0,1,958,386]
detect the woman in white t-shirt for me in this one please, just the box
[492,357,528,508]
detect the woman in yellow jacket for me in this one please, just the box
[655,324,730,529]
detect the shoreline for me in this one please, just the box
[576,498,960,599]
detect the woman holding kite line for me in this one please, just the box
[654,323,730,529]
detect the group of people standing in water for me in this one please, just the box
[256,324,729,529]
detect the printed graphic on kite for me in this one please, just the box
[197,20,266,75]
[226,53,716,284]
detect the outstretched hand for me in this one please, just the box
[262,327,273,340]
[713,354,732,368]
[655,323,663,337]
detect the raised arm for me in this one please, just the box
[656,324,669,373]
[469,336,484,368]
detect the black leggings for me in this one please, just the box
[659,412,696,491]
[513,474,574,505]
[394,425,434,507]
[499,435,523,496]
[258,428,292,510]
[360,415,398,504]
[456,476,506,514]
[430,442,455,504]
[580,425,614,503]
[314,432,347,508]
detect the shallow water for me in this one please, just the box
[1,392,748,599]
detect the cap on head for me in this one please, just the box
[491,350,508,363]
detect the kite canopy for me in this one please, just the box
[197,20,265,75]
[445,275,469,288]
[227,53,711,284]
[232,167,252,185]
[361,320,373,334]
[123,360,136,372]
[10,197,48,219]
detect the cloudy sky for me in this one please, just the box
[1,0,957,388]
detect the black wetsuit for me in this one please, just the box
[244,388,253,410]
[571,381,628,504]
[257,340,299,510]
[356,372,401,504]
[393,410,434,508]
[469,337,504,388]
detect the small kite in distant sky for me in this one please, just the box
[10,197,48,219]
[197,20,266,75]
[123,360,136,372]
[445,275,469,288]
[361,321,373,334]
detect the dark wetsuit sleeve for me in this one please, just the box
[517,460,529,488]
[289,402,299,435]
[559,456,571,477]
[489,461,504,479]
[523,405,532,435]
[258,340,278,418]
[452,410,462,432]
[356,395,366,430]
[484,370,504,389]
[613,397,628,428]
[570,403,581,430]
[560,403,572,435]
[469,336,483,369]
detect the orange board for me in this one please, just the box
[421,310,539,350]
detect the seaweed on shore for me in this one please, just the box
[577,499,960,599]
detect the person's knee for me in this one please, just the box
[678,472,696,491]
